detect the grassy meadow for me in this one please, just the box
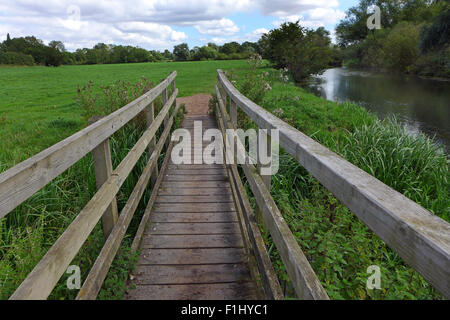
[0,60,248,171]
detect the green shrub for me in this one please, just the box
[0,51,35,66]
[260,22,333,81]
[382,22,422,73]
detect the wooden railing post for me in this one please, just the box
[230,99,237,128]
[255,129,271,226]
[89,117,119,239]
[171,79,177,127]
[162,86,169,148]
[218,78,227,108]
[146,103,158,186]
[258,130,272,190]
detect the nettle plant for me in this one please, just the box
[238,54,272,105]
[76,77,154,124]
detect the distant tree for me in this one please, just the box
[192,45,218,60]
[207,42,219,51]
[49,41,66,52]
[220,42,241,54]
[173,43,190,61]
[241,41,257,53]
[6,33,11,48]
[163,49,174,60]
[261,21,333,81]
[383,22,421,72]
[43,46,64,66]
[419,7,450,53]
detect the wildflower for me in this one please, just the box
[273,108,284,118]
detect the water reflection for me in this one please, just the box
[307,68,450,151]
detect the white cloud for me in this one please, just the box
[272,8,345,29]
[0,0,346,50]
[255,0,339,18]
[209,27,268,45]
[194,19,239,36]
[116,22,187,42]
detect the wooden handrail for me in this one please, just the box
[0,71,177,219]
[215,101,284,300]
[217,69,450,298]
[216,85,329,300]
[8,73,178,300]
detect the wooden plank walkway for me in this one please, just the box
[126,114,258,300]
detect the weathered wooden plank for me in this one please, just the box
[182,122,217,127]
[138,248,247,265]
[165,169,227,175]
[167,164,225,170]
[155,195,233,203]
[153,203,235,213]
[183,115,212,120]
[142,234,244,249]
[0,72,177,219]
[131,264,251,285]
[182,117,216,123]
[218,69,450,298]
[75,102,178,301]
[126,282,256,300]
[216,85,329,300]
[161,181,231,188]
[147,222,241,235]
[150,211,238,223]
[10,89,178,300]
[163,175,229,182]
[158,187,231,196]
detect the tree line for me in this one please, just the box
[336,0,449,78]
[0,34,261,67]
[173,41,261,61]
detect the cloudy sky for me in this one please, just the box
[0,0,357,52]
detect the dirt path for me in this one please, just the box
[176,94,212,116]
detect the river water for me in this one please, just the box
[307,68,450,151]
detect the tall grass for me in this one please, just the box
[229,64,449,299]
[340,119,449,219]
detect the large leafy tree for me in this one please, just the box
[173,43,190,61]
[260,21,333,81]
[419,6,450,53]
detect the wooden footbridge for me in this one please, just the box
[1,71,449,300]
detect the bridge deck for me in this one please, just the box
[126,113,258,300]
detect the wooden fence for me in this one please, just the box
[1,72,179,300]
[216,69,450,299]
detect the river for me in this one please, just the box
[307,68,450,152]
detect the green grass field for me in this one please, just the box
[0,60,248,171]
